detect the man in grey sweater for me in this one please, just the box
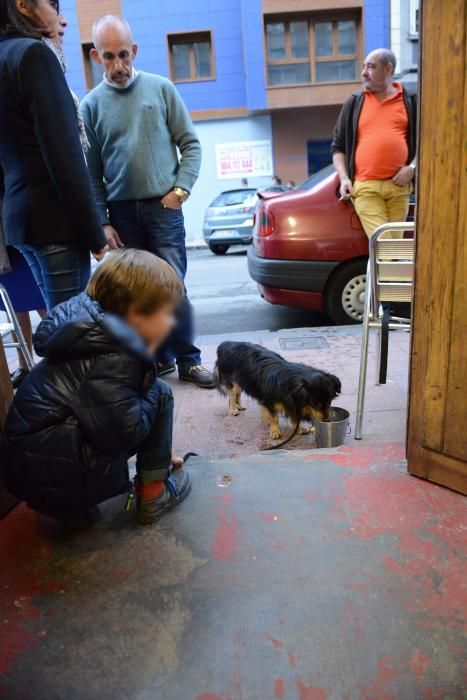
[81,15,214,388]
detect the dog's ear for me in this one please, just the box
[331,375,342,397]
[304,373,341,403]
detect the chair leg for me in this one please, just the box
[355,267,372,440]
[0,287,35,370]
[376,304,389,385]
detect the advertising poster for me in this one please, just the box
[215,140,273,180]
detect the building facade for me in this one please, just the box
[390,0,419,75]
[61,0,389,239]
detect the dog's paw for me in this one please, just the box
[298,425,311,435]
[229,409,239,417]
[270,429,283,440]
[237,404,247,411]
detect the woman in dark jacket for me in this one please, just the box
[0,0,107,309]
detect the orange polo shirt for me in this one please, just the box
[354,82,409,180]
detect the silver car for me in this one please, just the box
[203,188,258,255]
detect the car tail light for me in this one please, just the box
[258,207,275,237]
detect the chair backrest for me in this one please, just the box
[368,222,415,315]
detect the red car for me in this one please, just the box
[248,165,369,324]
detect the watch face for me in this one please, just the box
[176,188,188,202]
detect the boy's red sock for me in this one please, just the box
[135,479,165,500]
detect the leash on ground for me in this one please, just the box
[265,421,300,451]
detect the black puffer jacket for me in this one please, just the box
[0,293,158,515]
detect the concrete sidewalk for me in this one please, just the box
[3,322,410,453]
[170,324,410,458]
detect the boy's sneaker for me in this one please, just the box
[136,468,192,525]
[179,364,215,389]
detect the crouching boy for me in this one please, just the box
[0,249,191,526]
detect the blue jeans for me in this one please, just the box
[109,199,201,369]
[16,243,90,310]
[135,379,174,482]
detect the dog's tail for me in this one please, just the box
[213,362,223,394]
[265,421,300,451]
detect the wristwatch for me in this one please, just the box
[173,187,190,204]
[408,163,416,170]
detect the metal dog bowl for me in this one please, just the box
[314,407,350,448]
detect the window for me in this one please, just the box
[307,139,333,175]
[168,31,214,82]
[265,16,359,86]
[266,20,311,85]
[409,0,420,37]
[82,43,103,90]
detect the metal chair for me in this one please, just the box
[0,284,35,371]
[354,221,415,440]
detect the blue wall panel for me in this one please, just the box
[62,0,389,107]
[364,0,390,54]
[121,0,247,111]
[240,0,266,111]
[60,0,87,98]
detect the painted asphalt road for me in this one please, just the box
[185,248,326,336]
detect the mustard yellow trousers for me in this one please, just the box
[352,179,412,239]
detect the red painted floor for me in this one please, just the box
[0,442,465,699]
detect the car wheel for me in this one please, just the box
[209,244,229,255]
[324,259,367,324]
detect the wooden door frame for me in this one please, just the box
[406,0,466,494]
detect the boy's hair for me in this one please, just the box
[87,249,183,315]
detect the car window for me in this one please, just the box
[262,185,290,193]
[298,164,335,191]
[210,190,257,207]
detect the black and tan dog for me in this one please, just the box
[215,341,341,441]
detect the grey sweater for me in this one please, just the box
[80,72,202,224]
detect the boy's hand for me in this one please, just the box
[103,224,124,250]
[92,245,109,261]
[172,454,184,470]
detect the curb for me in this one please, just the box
[186,239,208,250]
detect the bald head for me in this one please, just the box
[362,48,397,94]
[92,14,133,49]
[367,48,397,74]
[91,15,137,88]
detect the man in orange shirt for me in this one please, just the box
[331,48,417,238]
